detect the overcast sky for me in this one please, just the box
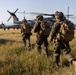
[0,0,76,24]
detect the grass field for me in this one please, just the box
[0,29,76,75]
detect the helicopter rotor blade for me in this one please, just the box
[65,14,74,17]
[7,10,11,14]
[29,12,54,16]
[14,8,19,13]
[17,11,55,17]
[7,16,12,22]
[7,10,12,22]
[7,8,18,22]
[17,12,30,14]
[69,16,76,19]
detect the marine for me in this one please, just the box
[50,11,76,71]
[21,18,32,49]
[33,15,51,57]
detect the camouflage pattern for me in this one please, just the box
[21,21,32,49]
[50,11,75,67]
[22,33,31,48]
[53,39,75,66]
[40,20,51,37]
[21,23,31,34]
[33,15,49,56]
[36,34,49,56]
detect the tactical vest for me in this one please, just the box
[33,22,40,33]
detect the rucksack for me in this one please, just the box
[59,20,75,42]
[33,22,40,33]
[22,23,31,34]
[40,20,51,37]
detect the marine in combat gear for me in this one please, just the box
[21,18,32,49]
[33,15,51,57]
[50,11,76,71]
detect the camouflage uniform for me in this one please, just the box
[50,11,76,68]
[21,18,32,49]
[33,15,49,56]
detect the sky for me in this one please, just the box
[0,0,76,24]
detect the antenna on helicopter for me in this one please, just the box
[65,7,74,20]
[67,7,70,20]
[23,11,25,18]
[17,10,26,19]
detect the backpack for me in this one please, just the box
[40,20,51,37]
[59,20,75,42]
[22,23,31,34]
[33,22,40,33]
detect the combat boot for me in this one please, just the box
[72,60,76,72]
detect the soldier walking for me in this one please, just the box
[33,15,51,57]
[50,11,76,71]
[21,18,32,49]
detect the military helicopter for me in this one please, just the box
[6,9,55,29]
[1,7,75,30]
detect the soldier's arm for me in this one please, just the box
[50,23,61,41]
[33,22,40,33]
[21,25,25,33]
[21,25,23,33]
[28,23,32,35]
[27,23,32,35]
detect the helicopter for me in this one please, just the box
[0,8,58,30]
[1,7,75,30]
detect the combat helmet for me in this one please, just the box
[36,15,43,21]
[55,11,64,20]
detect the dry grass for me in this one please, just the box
[0,29,76,75]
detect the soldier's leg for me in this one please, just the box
[62,42,75,63]
[53,40,61,67]
[27,35,31,48]
[63,49,75,62]
[36,36,43,53]
[44,37,49,57]
[61,41,76,71]
[22,35,26,46]
[65,42,71,52]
